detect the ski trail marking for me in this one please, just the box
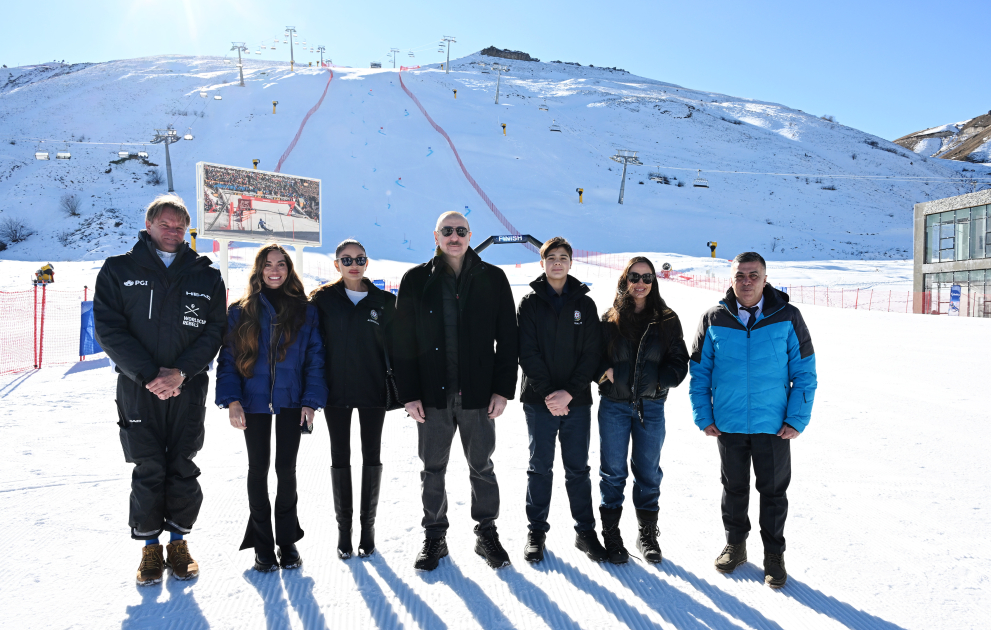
[275,68,333,172]
[398,69,534,252]
[426,147,433,157]
[387,203,391,209]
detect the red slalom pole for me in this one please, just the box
[38,284,47,369]
[33,284,38,369]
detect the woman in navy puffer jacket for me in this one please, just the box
[216,244,327,573]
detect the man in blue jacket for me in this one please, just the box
[688,252,816,588]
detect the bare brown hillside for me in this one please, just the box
[894,111,991,162]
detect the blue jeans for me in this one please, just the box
[597,397,666,511]
[524,404,595,533]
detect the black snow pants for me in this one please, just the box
[115,373,208,540]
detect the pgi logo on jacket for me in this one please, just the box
[574,310,583,324]
[183,304,207,328]
[123,280,148,287]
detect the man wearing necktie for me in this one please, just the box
[687,252,817,588]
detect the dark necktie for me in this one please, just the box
[743,306,759,330]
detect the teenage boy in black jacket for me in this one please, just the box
[517,237,609,564]
[393,211,519,571]
[94,194,226,586]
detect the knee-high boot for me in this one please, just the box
[331,467,353,559]
[358,464,383,557]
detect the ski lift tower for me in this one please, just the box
[231,42,248,86]
[441,35,456,73]
[150,126,180,192]
[317,45,326,67]
[285,26,296,71]
[388,48,400,68]
[491,62,510,104]
[610,149,642,204]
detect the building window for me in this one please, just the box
[925,205,991,263]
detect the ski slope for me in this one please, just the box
[1,269,987,629]
[2,55,990,265]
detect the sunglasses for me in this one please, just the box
[627,272,655,285]
[438,226,469,237]
[337,256,367,267]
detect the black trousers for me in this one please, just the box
[116,373,208,540]
[240,408,304,551]
[717,432,791,554]
[325,407,386,468]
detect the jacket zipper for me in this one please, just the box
[454,264,477,396]
[632,322,653,402]
[147,282,155,319]
[268,304,281,413]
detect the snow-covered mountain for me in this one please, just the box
[2,53,989,264]
[894,111,991,164]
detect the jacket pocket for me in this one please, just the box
[115,399,129,430]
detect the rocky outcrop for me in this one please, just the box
[480,47,539,62]
[894,111,991,162]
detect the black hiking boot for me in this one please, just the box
[764,552,787,588]
[358,465,382,558]
[714,542,747,573]
[599,506,629,564]
[635,509,662,564]
[331,467,353,559]
[575,529,608,563]
[278,544,302,570]
[523,531,546,563]
[253,548,280,572]
[413,536,448,571]
[474,527,511,568]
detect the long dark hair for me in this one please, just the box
[229,243,308,378]
[603,256,668,340]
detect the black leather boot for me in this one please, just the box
[358,464,383,557]
[331,467,353,559]
[599,506,629,564]
[635,509,662,564]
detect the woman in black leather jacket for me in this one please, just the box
[595,256,689,565]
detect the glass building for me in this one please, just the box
[914,191,991,317]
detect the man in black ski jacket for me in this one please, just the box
[94,194,226,586]
[393,211,518,571]
[517,237,610,565]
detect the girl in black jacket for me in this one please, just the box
[310,239,397,559]
[596,256,689,565]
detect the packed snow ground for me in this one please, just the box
[3,55,990,266]
[1,270,986,630]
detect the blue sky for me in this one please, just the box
[1,0,984,141]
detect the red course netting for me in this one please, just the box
[275,68,334,173]
[0,286,101,375]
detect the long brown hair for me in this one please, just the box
[228,244,308,378]
[603,256,669,340]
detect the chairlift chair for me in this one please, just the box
[183,127,194,141]
[118,150,130,158]
[539,105,548,111]
[56,151,71,160]
[214,95,222,100]
[549,120,561,132]
[199,91,208,97]
[35,151,50,160]
[137,150,149,158]
[693,169,709,188]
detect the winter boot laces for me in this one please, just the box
[524,531,546,563]
[764,552,787,588]
[714,542,748,573]
[136,544,165,586]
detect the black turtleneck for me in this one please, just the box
[261,286,285,315]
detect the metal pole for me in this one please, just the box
[164,138,174,192]
[619,160,628,204]
[237,47,244,86]
[495,69,501,104]
[218,239,229,288]
[446,42,450,73]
